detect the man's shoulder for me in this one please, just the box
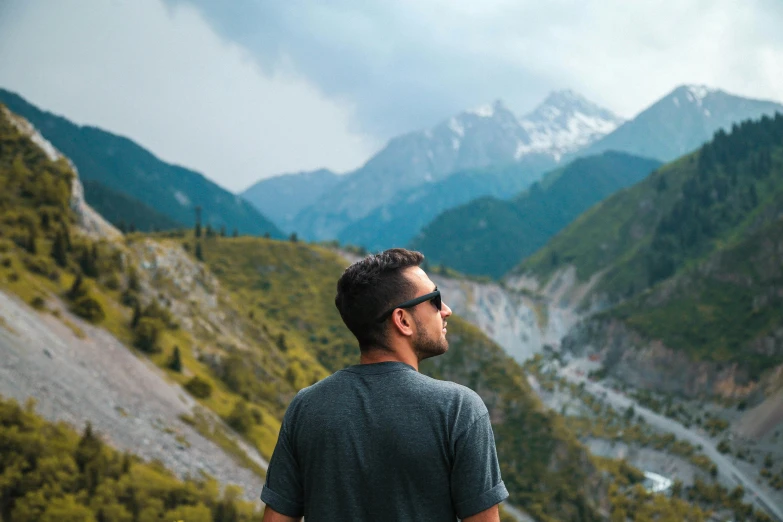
[292,367,482,404]
[411,373,489,420]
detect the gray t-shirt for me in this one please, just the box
[261,361,508,521]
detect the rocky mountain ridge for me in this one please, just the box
[289,91,621,241]
[578,85,783,162]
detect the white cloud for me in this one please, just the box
[181,0,783,131]
[0,0,378,192]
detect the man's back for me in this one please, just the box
[261,361,508,521]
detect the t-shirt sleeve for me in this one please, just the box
[450,411,509,519]
[260,416,304,517]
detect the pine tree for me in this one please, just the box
[194,206,202,238]
[80,245,98,278]
[276,333,287,352]
[167,346,182,372]
[232,228,239,238]
[91,243,99,274]
[220,225,226,237]
[26,222,38,254]
[75,422,103,472]
[195,242,204,261]
[67,273,86,301]
[131,301,141,329]
[51,229,68,268]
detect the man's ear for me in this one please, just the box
[391,309,414,337]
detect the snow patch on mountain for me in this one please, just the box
[686,84,717,105]
[514,90,624,161]
[469,103,495,117]
[448,117,465,137]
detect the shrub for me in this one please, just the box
[225,400,253,434]
[30,295,46,310]
[23,254,59,280]
[133,317,164,353]
[71,295,105,323]
[102,273,121,290]
[184,376,212,399]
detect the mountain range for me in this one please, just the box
[577,85,783,162]
[245,85,783,259]
[287,91,623,242]
[0,88,283,238]
[410,151,663,278]
[241,168,340,232]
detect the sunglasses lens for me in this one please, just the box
[432,293,442,311]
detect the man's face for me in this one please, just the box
[404,267,453,361]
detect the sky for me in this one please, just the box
[1,0,782,192]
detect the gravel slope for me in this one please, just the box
[0,289,267,502]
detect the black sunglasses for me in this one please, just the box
[375,289,442,323]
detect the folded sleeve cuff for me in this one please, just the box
[260,485,304,518]
[454,481,509,520]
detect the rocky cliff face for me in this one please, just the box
[562,317,762,399]
[430,265,600,365]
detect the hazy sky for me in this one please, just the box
[1,0,782,192]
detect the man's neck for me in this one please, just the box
[360,348,419,371]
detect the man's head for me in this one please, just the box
[335,248,451,357]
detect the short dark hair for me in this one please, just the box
[335,248,425,351]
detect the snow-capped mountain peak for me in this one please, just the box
[515,90,624,161]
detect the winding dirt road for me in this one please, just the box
[561,364,783,521]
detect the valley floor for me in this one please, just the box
[531,354,783,520]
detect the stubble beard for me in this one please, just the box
[412,315,448,361]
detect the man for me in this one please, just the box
[261,248,508,521]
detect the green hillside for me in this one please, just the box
[82,179,184,232]
[0,396,264,521]
[519,113,783,378]
[611,216,783,379]
[410,152,661,278]
[0,102,318,464]
[0,88,283,238]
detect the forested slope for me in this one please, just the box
[519,113,783,395]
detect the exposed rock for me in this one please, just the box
[562,317,769,399]
[0,290,266,502]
